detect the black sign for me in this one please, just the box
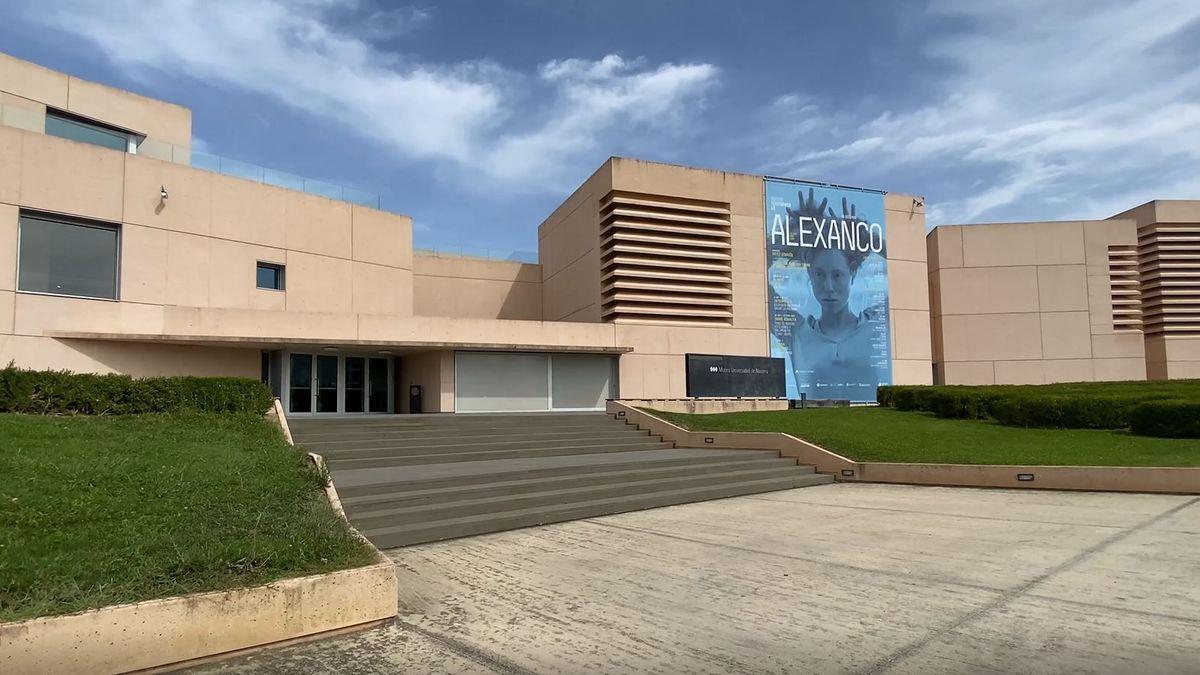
[685,354,786,398]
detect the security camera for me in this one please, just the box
[160,185,169,201]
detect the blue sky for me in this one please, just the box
[4,1,1198,253]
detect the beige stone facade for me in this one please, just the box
[928,220,1148,384]
[2,52,1194,406]
[1108,200,1200,380]
[539,158,933,399]
[928,204,1200,385]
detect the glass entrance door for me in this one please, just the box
[368,358,389,413]
[344,357,366,413]
[288,354,312,413]
[286,352,392,415]
[315,355,338,413]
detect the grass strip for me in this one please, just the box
[650,407,1200,467]
[0,412,375,623]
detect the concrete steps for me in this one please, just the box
[361,475,828,549]
[339,456,804,509]
[289,412,832,548]
[323,441,678,470]
[306,429,661,453]
[349,466,831,529]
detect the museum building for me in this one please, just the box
[0,53,1197,414]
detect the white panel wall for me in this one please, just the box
[454,352,616,412]
[455,352,549,412]
[551,354,613,410]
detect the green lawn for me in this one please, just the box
[0,413,375,623]
[651,407,1200,467]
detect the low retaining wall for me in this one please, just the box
[0,562,397,674]
[851,462,1200,493]
[609,402,856,474]
[0,401,398,674]
[615,398,789,414]
[611,401,1200,495]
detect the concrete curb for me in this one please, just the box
[273,397,295,445]
[0,403,398,674]
[612,401,1200,494]
[608,401,857,475]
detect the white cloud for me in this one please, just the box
[769,0,1200,225]
[25,0,716,188]
[485,55,717,181]
[356,5,433,41]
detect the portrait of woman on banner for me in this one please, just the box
[766,186,892,401]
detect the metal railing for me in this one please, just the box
[1,102,542,264]
[145,140,382,209]
[414,245,539,264]
[0,102,382,210]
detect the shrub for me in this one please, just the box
[1130,400,1200,438]
[928,389,992,419]
[988,395,1137,429]
[879,385,995,419]
[877,380,1200,436]
[0,365,273,416]
[889,386,925,412]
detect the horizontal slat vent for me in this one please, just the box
[1137,223,1200,336]
[599,191,733,325]
[1108,246,1142,332]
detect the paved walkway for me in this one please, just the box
[190,484,1200,674]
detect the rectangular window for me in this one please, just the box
[18,212,119,300]
[256,262,285,290]
[289,354,312,414]
[316,355,339,413]
[368,358,389,412]
[44,109,137,152]
[344,357,366,413]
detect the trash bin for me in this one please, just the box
[408,384,422,414]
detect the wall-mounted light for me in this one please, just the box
[377,350,393,355]
[321,346,337,352]
[160,185,169,201]
[1017,473,1035,482]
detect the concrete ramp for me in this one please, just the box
[288,413,831,548]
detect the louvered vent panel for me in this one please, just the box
[600,191,733,326]
[1108,246,1141,331]
[1138,223,1200,336]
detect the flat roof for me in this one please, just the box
[48,332,632,354]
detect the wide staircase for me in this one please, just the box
[288,413,832,549]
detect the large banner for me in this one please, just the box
[765,179,892,402]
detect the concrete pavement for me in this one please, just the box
[188,484,1200,674]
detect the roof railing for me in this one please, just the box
[0,102,382,210]
[2,102,541,263]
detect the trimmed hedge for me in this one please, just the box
[884,385,1003,419]
[1130,400,1200,438]
[989,395,1136,429]
[0,365,274,415]
[877,381,1200,437]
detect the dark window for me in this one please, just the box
[345,357,365,413]
[256,262,285,290]
[368,358,389,412]
[289,354,312,413]
[18,212,119,299]
[44,109,133,152]
[316,355,338,413]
